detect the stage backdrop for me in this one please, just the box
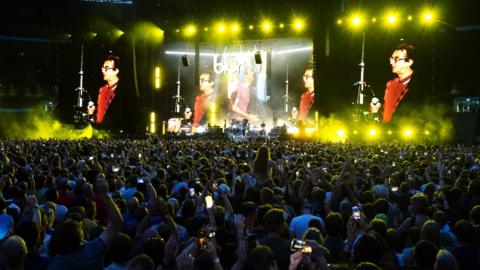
[163,38,313,127]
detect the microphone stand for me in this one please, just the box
[172,58,182,116]
[354,31,367,119]
[283,63,289,114]
[74,44,89,125]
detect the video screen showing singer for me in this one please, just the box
[381,43,424,124]
[87,53,138,134]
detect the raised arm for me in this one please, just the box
[97,177,124,247]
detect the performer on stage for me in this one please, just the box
[298,66,315,121]
[87,53,137,133]
[231,67,259,123]
[181,107,193,127]
[382,43,416,123]
[193,69,215,128]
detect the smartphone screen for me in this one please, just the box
[205,195,213,208]
[189,188,195,197]
[352,206,361,221]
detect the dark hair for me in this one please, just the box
[106,53,120,70]
[325,212,345,238]
[200,68,214,80]
[469,205,480,225]
[128,254,154,270]
[247,245,275,270]
[413,240,438,268]
[110,233,132,264]
[455,219,474,243]
[263,208,285,233]
[49,219,84,256]
[395,43,415,60]
[15,220,41,252]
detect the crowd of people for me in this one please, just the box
[0,137,479,270]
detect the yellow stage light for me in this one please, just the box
[369,128,377,137]
[114,29,124,38]
[425,130,430,135]
[279,23,284,29]
[231,23,240,32]
[184,24,197,37]
[337,19,343,25]
[293,19,305,31]
[337,129,345,138]
[261,20,273,33]
[352,17,361,26]
[154,67,161,89]
[249,25,254,30]
[388,15,396,24]
[150,112,156,134]
[372,17,377,22]
[421,9,436,25]
[407,15,413,21]
[402,128,414,139]
[175,29,180,33]
[204,27,209,32]
[387,130,393,135]
[353,130,358,135]
[216,23,226,33]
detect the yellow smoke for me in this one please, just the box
[0,109,109,139]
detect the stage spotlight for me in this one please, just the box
[368,128,377,137]
[337,19,343,25]
[216,23,226,33]
[337,129,345,138]
[352,16,362,26]
[353,130,358,135]
[154,67,161,89]
[402,128,414,139]
[184,24,197,37]
[348,13,365,28]
[421,9,436,24]
[279,23,285,29]
[175,29,180,33]
[293,19,305,31]
[372,17,377,23]
[425,130,430,135]
[407,15,413,21]
[231,23,240,32]
[387,130,393,135]
[150,112,156,134]
[114,29,124,38]
[249,25,254,30]
[204,27,209,32]
[261,20,273,33]
[387,15,396,24]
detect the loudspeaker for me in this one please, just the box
[181,55,189,67]
[254,51,262,64]
[454,112,480,144]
